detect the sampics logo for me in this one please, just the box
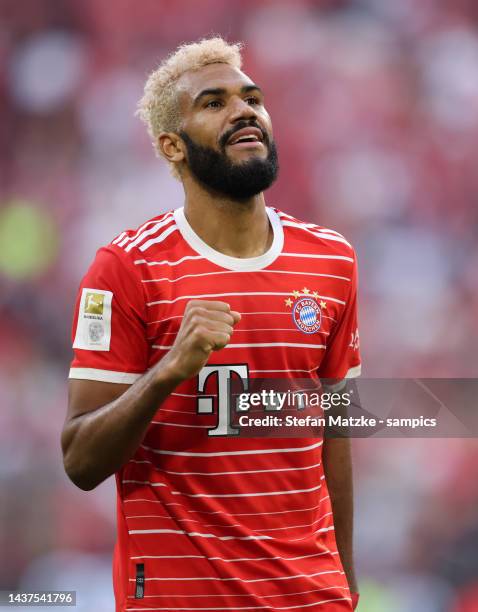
[284,288,327,334]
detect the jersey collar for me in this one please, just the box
[173,206,284,272]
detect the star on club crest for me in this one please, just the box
[284,289,326,334]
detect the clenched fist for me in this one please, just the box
[159,300,241,382]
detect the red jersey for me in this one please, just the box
[69,206,361,612]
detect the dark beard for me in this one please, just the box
[179,124,279,201]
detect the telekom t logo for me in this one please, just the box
[197,364,249,436]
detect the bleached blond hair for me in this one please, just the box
[136,36,243,172]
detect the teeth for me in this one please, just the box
[234,135,258,143]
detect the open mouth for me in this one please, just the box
[227,127,265,149]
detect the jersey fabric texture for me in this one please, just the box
[69,206,361,612]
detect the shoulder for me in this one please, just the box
[94,208,183,270]
[273,207,356,261]
[84,209,179,283]
[108,209,178,257]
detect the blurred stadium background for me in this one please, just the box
[1,1,478,610]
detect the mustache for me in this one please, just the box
[219,121,269,149]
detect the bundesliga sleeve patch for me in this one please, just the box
[73,288,113,351]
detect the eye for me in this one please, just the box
[245,96,260,105]
[205,99,223,109]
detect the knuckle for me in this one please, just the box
[195,325,209,340]
[191,327,202,340]
[191,306,206,318]
[187,308,205,326]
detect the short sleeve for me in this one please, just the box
[69,246,149,384]
[317,251,361,380]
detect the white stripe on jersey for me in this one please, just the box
[118,214,174,248]
[135,255,205,267]
[127,585,345,599]
[125,599,350,611]
[124,498,165,504]
[277,213,345,237]
[123,480,168,488]
[127,460,322,476]
[150,421,211,429]
[169,483,324,499]
[130,551,337,564]
[126,568,340,583]
[147,315,184,325]
[279,252,354,263]
[141,270,350,283]
[68,367,142,384]
[152,342,326,350]
[124,597,350,610]
[123,480,323,499]
[277,212,349,236]
[240,311,294,315]
[117,222,162,247]
[257,512,332,533]
[154,408,194,415]
[123,217,176,252]
[147,291,346,306]
[235,311,337,322]
[140,440,322,457]
[224,342,325,349]
[138,224,179,253]
[289,526,335,542]
[112,231,127,244]
[149,328,330,341]
[124,498,330,518]
[232,328,329,334]
[316,228,345,236]
[225,342,326,349]
[128,528,272,541]
[148,312,334,326]
[281,221,352,248]
[126,514,236,525]
[249,368,316,373]
[127,515,241,528]
[137,311,327,326]
[220,498,330,517]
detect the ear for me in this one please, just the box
[157,132,186,164]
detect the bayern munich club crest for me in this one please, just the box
[285,288,327,335]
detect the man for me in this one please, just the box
[62,37,361,611]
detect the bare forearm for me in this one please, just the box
[63,300,241,491]
[63,360,181,490]
[323,437,358,593]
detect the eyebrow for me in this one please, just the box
[192,84,264,107]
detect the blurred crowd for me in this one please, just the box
[1,0,477,610]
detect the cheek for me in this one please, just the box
[260,108,273,131]
[261,121,274,144]
[191,113,224,140]
[192,130,222,151]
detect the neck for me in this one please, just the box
[181,177,273,259]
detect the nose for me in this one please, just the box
[228,95,258,123]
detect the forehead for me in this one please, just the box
[176,63,256,102]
